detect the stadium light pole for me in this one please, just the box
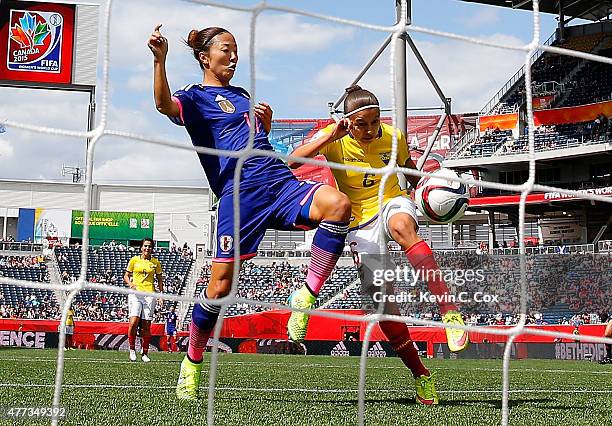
[86,86,96,163]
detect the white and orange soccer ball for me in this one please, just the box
[415,168,470,224]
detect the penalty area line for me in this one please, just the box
[0,383,611,394]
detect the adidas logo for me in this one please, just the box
[330,341,350,357]
[367,342,387,358]
[215,94,227,101]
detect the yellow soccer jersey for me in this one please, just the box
[318,122,410,229]
[66,309,74,326]
[126,256,162,293]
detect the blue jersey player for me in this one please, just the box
[148,24,351,400]
[165,306,178,353]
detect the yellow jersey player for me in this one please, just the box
[63,307,75,350]
[124,238,164,362]
[290,85,470,405]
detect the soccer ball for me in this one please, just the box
[415,168,470,224]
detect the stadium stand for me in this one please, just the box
[319,252,611,325]
[182,249,609,326]
[562,49,612,107]
[185,261,358,319]
[458,118,609,159]
[1,247,608,326]
[0,254,57,319]
[451,28,612,160]
[499,32,610,111]
[54,246,194,322]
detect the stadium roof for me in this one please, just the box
[461,1,612,21]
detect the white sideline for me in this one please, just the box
[0,383,610,394]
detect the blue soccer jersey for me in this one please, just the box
[170,85,294,197]
[166,311,177,327]
[166,311,177,335]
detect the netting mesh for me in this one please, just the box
[1,1,612,425]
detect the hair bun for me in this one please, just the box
[345,85,362,94]
[187,30,199,48]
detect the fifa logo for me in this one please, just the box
[8,10,63,73]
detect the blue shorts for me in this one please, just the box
[166,325,176,336]
[214,178,324,261]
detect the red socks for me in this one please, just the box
[380,321,429,378]
[128,334,136,350]
[405,240,457,315]
[142,334,151,355]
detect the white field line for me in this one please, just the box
[0,383,610,394]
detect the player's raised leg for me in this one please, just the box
[287,186,351,342]
[387,212,469,353]
[361,256,439,405]
[380,317,439,405]
[177,261,231,400]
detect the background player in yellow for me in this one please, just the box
[124,237,164,362]
[62,306,75,351]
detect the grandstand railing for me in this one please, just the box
[46,251,66,307]
[598,240,612,252]
[447,127,479,158]
[256,248,354,258]
[177,258,198,330]
[480,31,557,115]
[490,244,595,255]
[0,242,43,252]
[451,133,610,160]
[532,81,565,97]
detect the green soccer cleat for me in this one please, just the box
[415,372,439,405]
[442,310,469,353]
[287,286,316,342]
[176,356,202,400]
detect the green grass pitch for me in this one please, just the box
[0,348,610,425]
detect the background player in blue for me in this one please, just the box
[165,306,178,353]
[148,24,351,400]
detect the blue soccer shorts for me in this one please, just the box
[213,178,324,262]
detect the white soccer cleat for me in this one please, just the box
[129,349,137,362]
[141,354,151,363]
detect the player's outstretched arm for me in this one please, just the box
[148,24,180,118]
[288,119,349,168]
[402,157,421,190]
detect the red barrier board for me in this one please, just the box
[1,314,604,352]
[470,186,612,207]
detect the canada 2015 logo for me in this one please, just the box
[8,10,64,73]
